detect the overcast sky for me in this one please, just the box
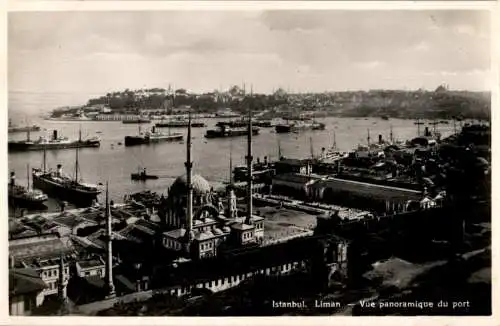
[9,10,491,95]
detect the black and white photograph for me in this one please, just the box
[6,8,493,317]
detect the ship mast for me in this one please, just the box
[415,118,424,136]
[389,125,394,143]
[245,85,254,225]
[43,145,47,173]
[277,138,282,160]
[26,163,30,190]
[367,128,371,147]
[75,148,79,183]
[309,137,314,159]
[332,131,337,151]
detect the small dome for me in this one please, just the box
[169,174,211,195]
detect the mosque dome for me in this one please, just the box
[169,174,212,195]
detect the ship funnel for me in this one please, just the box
[425,127,430,137]
[152,126,156,133]
[378,134,383,144]
[57,164,63,176]
[53,130,58,140]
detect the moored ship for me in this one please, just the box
[156,118,205,128]
[8,170,48,209]
[124,126,183,146]
[8,130,100,152]
[32,146,102,206]
[275,119,326,133]
[216,119,272,128]
[8,120,41,133]
[205,125,260,138]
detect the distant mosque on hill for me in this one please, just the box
[160,112,264,260]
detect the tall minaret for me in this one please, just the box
[105,182,116,298]
[245,86,254,225]
[57,252,68,300]
[184,111,194,253]
[227,140,237,218]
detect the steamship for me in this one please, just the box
[275,119,326,133]
[124,126,183,146]
[32,147,101,206]
[205,125,260,138]
[8,171,48,209]
[8,130,100,152]
[8,119,41,134]
[156,118,205,128]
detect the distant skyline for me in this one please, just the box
[9,10,491,97]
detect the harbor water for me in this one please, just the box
[8,94,458,209]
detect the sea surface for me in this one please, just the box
[8,92,458,210]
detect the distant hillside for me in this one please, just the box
[77,87,490,120]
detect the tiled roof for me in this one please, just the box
[9,234,73,260]
[9,268,46,296]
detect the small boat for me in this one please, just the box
[381,115,389,120]
[131,168,159,181]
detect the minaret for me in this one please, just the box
[245,87,253,225]
[58,252,68,300]
[105,182,116,298]
[184,111,194,253]
[227,140,237,218]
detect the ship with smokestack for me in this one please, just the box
[8,119,41,134]
[32,145,102,206]
[275,118,325,133]
[8,129,100,152]
[124,125,183,146]
[8,168,48,209]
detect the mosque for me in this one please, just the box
[160,113,265,260]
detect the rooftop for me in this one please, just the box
[78,257,105,269]
[9,233,74,260]
[9,268,47,296]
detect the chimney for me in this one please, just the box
[378,134,383,144]
[53,130,58,140]
[57,164,63,177]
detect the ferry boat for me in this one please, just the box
[8,170,48,209]
[217,119,272,128]
[124,126,183,146]
[156,118,205,128]
[205,125,260,139]
[32,147,101,206]
[275,120,326,133]
[131,168,159,181]
[8,130,100,152]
